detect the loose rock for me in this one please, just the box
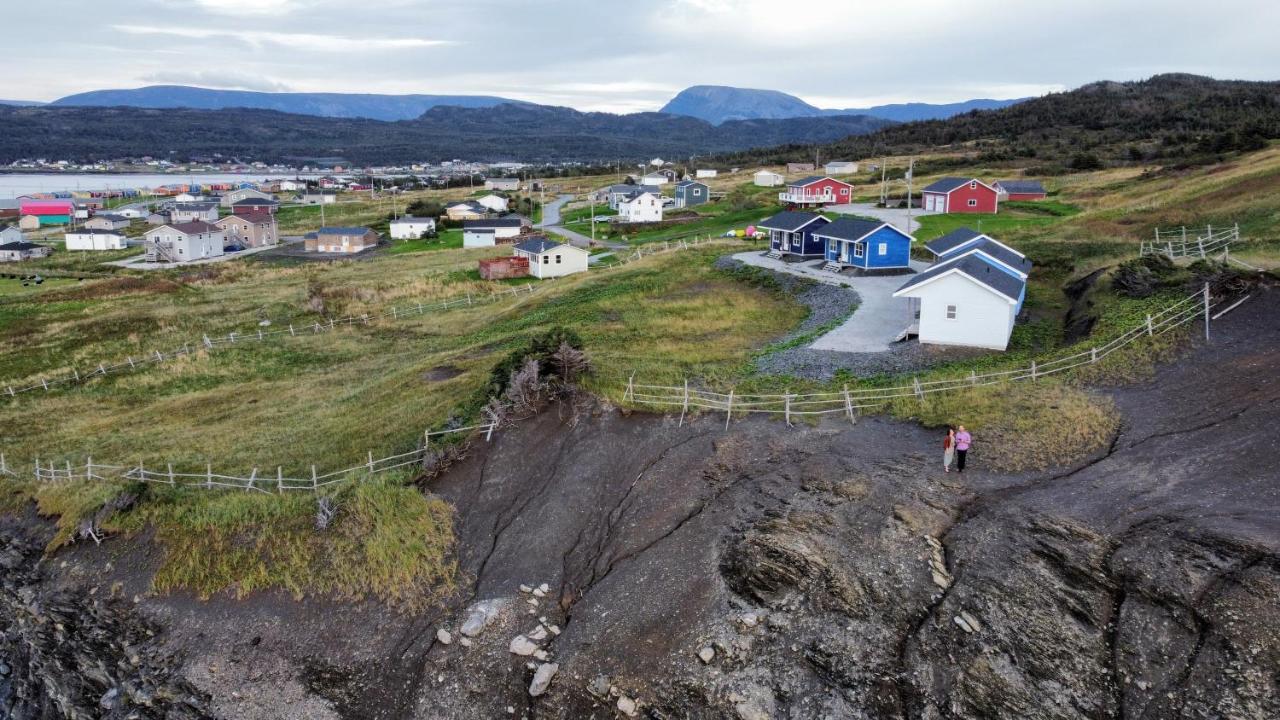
[528,662,558,697]
[509,635,538,656]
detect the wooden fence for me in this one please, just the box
[623,286,1234,426]
[1142,224,1239,260]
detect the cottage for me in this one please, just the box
[484,178,521,191]
[300,190,337,205]
[389,216,437,240]
[786,163,815,174]
[84,214,131,231]
[0,241,51,262]
[18,215,42,231]
[639,172,671,186]
[463,218,524,247]
[215,213,278,248]
[753,170,784,187]
[994,180,1048,201]
[476,194,510,213]
[65,230,127,251]
[478,256,529,280]
[673,180,709,209]
[170,202,220,224]
[757,211,831,258]
[445,200,489,221]
[512,237,589,279]
[824,161,859,175]
[220,187,274,207]
[778,176,853,208]
[893,229,1030,350]
[19,200,73,226]
[115,208,144,219]
[304,227,379,254]
[695,169,718,179]
[0,224,24,244]
[601,184,660,210]
[920,177,999,214]
[231,198,279,215]
[813,218,915,272]
[144,222,225,262]
[618,192,663,223]
[146,212,169,225]
[0,199,20,219]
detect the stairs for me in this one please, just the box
[765,250,783,260]
[822,261,842,273]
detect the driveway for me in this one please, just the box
[539,193,628,250]
[105,237,305,269]
[733,251,929,353]
[821,203,938,234]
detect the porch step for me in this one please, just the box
[765,250,783,260]
[821,261,842,273]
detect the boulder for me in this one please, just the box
[528,662,558,697]
[461,599,506,637]
[509,635,538,656]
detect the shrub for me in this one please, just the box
[1111,255,1176,298]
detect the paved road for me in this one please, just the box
[539,193,627,250]
[733,251,928,353]
[105,237,305,270]
[821,203,939,234]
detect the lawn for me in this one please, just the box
[913,201,1081,242]
[608,205,780,246]
[384,228,466,254]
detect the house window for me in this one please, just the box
[542,256,549,264]
[555,254,562,264]
[969,181,977,189]
[946,305,958,320]
[853,242,864,258]
[968,199,978,207]
[878,243,887,255]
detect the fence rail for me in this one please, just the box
[7,422,496,493]
[1142,223,1240,259]
[623,286,1235,425]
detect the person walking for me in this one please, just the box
[943,426,956,472]
[954,425,972,472]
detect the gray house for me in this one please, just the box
[674,180,709,209]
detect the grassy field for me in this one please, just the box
[384,228,465,254]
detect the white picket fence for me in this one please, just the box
[4,422,497,493]
[1142,224,1239,259]
[623,286,1234,426]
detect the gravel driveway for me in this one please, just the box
[821,202,939,233]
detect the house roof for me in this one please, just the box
[513,236,562,254]
[232,197,278,206]
[0,241,45,251]
[996,180,1046,195]
[91,213,129,221]
[216,214,270,225]
[812,217,898,243]
[789,175,829,187]
[754,170,782,176]
[66,229,124,236]
[951,238,1032,276]
[675,180,707,189]
[316,226,373,236]
[464,218,523,229]
[155,221,220,234]
[757,210,828,233]
[894,253,1025,302]
[924,228,986,256]
[173,202,218,211]
[390,215,435,224]
[921,177,994,194]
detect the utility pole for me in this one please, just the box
[905,158,915,230]
[879,157,888,206]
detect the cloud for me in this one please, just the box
[111,24,452,51]
[142,70,293,93]
[191,0,300,15]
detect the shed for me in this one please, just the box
[512,237,589,279]
[920,177,999,214]
[824,161,859,175]
[753,170,784,187]
[994,180,1047,201]
[674,180,709,209]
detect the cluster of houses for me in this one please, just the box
[757,208,1031,350]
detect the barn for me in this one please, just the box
[758,211,830,258]
[920,178,999,214]
[994,179,1048,201]
[813,218,915,272]
[18,200,73,226]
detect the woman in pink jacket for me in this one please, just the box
[954,426,972,472]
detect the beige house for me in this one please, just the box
[445,201,488,221]
[216,213,279,248]
[18,215,42,231]
[304,226,379,253]
[512,236,589,279]
[84,214,131,231]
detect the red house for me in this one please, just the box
[994,180,1048,201]
[920,177,999,214]
[778,176,854,208]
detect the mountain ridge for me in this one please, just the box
[660,85,1028,124]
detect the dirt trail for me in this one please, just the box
[3,290,1277,719]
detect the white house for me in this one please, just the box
[640,172,670,186]
[485,178,521,191]
[893,230,1031,351]
[512,237,589,279]
[389,216,437,240]
[65,230,127,251]
[300,191,337,205]
[173,192,201,203]
[115,208,144,219]
[753,170,784,187]
[476,194,510,213]
[0,224,23,245]
[144,221,225,263]
[824,161,859,175]
[695,169,718,179]
[170,202,219,224]
[220,188,274,207]
[618,192,663,223]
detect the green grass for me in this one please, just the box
[558,204,616,225]
[612,205,779,246]
[0,276,79,297]
[914,202,1081,242]
[384,229,465,254]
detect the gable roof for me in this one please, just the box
[231,197,279,206]
[921,177,995,194]
[90,213,129,221]
[894,253,1025,303]
[948,238,1032,277]
[316,226,374,236]
[996,180,1046,195]
[756,210,829,233]
[675,180,707,189]
[464,218,523,229]
[216,214,272,225]
[812,217,901,244]
[924,227,987,256]
[0,241,44,251]
[390,215,435,224]
[151,221,220,234]
[513,236,562,254]
[66,229,124,236]
[173,201,218,211]
[789,175,831,187]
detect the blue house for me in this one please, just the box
[812,217,915,272]
[674,180,709,208]
[758,211,830,258]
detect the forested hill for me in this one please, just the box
[0,103,891,165]
[719,74,1280,168]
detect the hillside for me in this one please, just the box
[0,103,892,164]
[661,84,1026,124]
[51,85,521,120]
[721,74,1280,167]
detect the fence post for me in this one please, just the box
[155,349,163,362]
[1091,347,1098,363]
[6,386,12,396]
[843,385,855,424]
[913,377,923,401]
[127,356,135,368]
[167,463,175,485]
[289,324,295,336]
[1146,313,1153,336]
[1030,360,1037,380]
[33,457,39,482]
[969,370,977,386]
[311,465,318,490]
[391,306,398,320]
[203,335,212,349]
[277,467,284,493]
[784,393,792,427]
[73,368,80,382]
[625,373,635,402]
[98,363,106,375]
[367,451,375,476]
[724,390,734,430]
[679,379,689,427]
[467,293,472,306]
[206,463,213,490]
[247,468,257,492]
[1203,282,1211,342]
[41,377,48,391]
[485,421,496,442]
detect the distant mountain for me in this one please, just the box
[0,99,44,107]
[51,85,524,121]
[660,85,1027,124]
[0,103,893,165]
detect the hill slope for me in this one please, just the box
[661,85,1026,124]
[51,85,523,121]
[0,103,892,164]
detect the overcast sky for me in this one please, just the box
[6,0,1278,112]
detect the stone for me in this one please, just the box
[548,624,561,635]
[509,635,538,656]
[436,629,453,645]
[459,637,473,648]
[959,610,983,633]
[99,688,120,710]
[527,598,539,607]
[519,584,532,593]
[534,649,549,661]
[538,583,550,593]
[697,647,715,664]
[617,695,638,717]
[461,599,506,637]
[528,626,549,641]
[588,675,611,698]
[740,613,759,628]
[529,662,559,697]
[954,615,974,633]
[931,570,952,589]
[532,588,546,598]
